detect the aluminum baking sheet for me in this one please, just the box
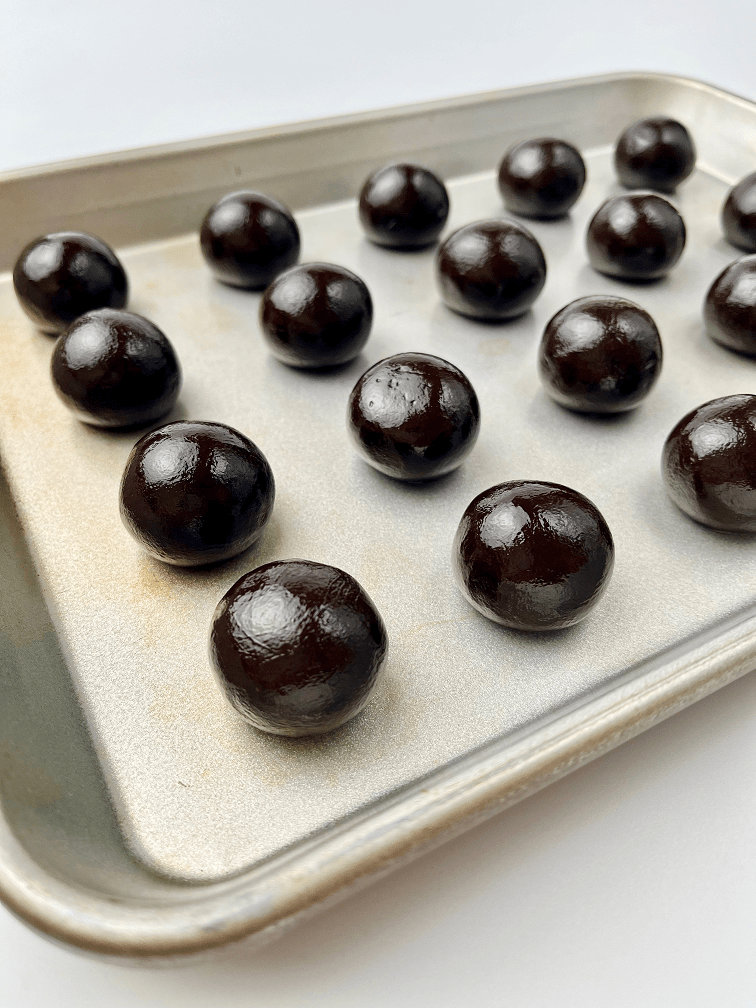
[2,72,756,960]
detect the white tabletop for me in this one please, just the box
[4,2,756,1005]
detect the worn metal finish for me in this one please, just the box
[1,71,756,961]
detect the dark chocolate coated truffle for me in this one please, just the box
[12,232,128,335]
[704,254,756,356]
[51,309,181,429]
[662,394,756,532]
[200,191,300,289]
[586,193,686,281]
[348,352,480,481]
[722,172,756,253]
[539,295,663,413]
[497,138,586,219]
[436,219,547,321]
[120,421,274,566]
[259,262,373,368]
[453,481,614,630]
[614,117,696,193]
[358,163,449,249]
[210,559,388,736]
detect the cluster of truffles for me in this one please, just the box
[11,111,756,737]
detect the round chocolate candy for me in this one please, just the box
[348,352,480,481]
[358,163,449,249]
[453,481,614,631]
[210,559,388,736]
[538,295,663,413]
[614,117,696,193]
[586,193,686,281]
[200,191,300,289]
[436,219,547,320]
[704,254,756,356]
[662,394,756,531]
[259,262,373,368]
[120,421,274,566]
[50,309,181,429]
[12,231,128,335]
[722,172,756,253]
[497,137,586,219]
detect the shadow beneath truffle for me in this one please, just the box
[572,262,673,293]
[133,510,288,589]
[635,465,756,547]
[439,302,537,328]
[268,352,370,379]
[529,387,646,433]
[355,457,467,497]
[73,398,190,448]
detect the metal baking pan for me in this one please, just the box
[2,70,756,962]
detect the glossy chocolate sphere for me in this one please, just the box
[200,191,300,289]
[348,352,480,481]
[497,138,586,219]
[453,481,614,631]
[358,163,449,249]
[259,262,373,368]
[539,295,663,413]
[704,254,756,356]
[586,193,686,281]
[662,395,756,531]
[12,232,128,335]
[614,117,696,193]
[436,219,547,320]
[210,559,388,736]
[120,421,274,566]
[51,309,181,429]
[722,172,756,253]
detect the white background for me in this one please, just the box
[3,2,756,1005]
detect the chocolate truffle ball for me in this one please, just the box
[662,394,756,532]
[586,193,686,281]
[453,481,614,631]
[120,421,274,566]
[51,309,181,429]
[539,295,663,414]
[704,254,756,356]
[200,191,300,289]
[259,262,373,368]
[497,138,586,219]
[436,219,547,320]
[348,352,480,481]
[12,232,128,335]
[722,172,756,253]
[614,117,696,193]
[210,559,388,736]
[358,163,449,249]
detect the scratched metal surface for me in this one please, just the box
[0,134,753,886]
